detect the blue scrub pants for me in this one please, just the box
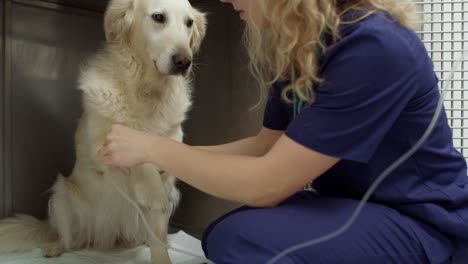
[202,191,452,264]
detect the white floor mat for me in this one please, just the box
[0,231,208,264]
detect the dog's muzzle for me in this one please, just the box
[171,55,191,75]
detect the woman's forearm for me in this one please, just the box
[150,136,272,206]
[195,128,284,157]
[195,136,268,156]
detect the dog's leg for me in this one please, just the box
[149,211,172,264]
[131,164,173,263]
[148,175,179,264]
[132,164,171,212]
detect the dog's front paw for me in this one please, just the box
[42,242,65,258]
[151,201,172,214]
[135,187,171,212]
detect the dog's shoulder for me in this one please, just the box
[77,48,130,119]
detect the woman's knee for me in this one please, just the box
[202,208,296,263]
[202,208,251,261]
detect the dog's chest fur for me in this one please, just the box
[119,79,190,136]
[78,48,192,138]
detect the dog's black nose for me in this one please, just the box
[172,55,192,73]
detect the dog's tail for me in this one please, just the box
[0,214,57,254]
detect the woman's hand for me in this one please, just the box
[99,124,156,170]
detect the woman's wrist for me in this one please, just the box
[146,134,164,165]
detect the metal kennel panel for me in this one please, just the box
[416,0,468,163]
[1,0,105,218]
[1,0,7,217]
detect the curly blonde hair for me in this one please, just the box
[246,0,418,105]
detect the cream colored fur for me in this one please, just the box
[0,0,206,263]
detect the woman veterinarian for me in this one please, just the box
[99,0,468,263]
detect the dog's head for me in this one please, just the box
[104,0,207,76]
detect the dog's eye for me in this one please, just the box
[152,13,166,24]
[186,19,194,28]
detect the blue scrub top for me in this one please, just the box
[263,10,468,260]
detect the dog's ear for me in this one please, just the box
[190,9,207,53]
[104,0,135,44]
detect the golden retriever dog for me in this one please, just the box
[0,0,206,263]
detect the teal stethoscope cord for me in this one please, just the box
[292,32,325,119]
